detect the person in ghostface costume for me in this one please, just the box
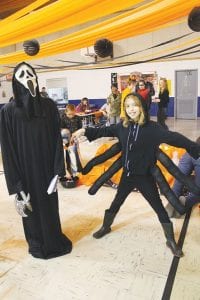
[0,62,72,259]
[72,93,200,258]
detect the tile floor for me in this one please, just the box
[0,117,200,300]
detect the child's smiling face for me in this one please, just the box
[125,97,141,121]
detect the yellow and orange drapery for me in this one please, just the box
[0,0,200,64]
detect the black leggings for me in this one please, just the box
[108,172,170,223]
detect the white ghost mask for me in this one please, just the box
[15,64,37,97]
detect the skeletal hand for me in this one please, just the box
[14,191,32,217]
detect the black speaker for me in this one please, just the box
[188,7,200,32]
[23,39,40,56]
[94,39,113,58]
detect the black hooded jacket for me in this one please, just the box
[84,93,200,176]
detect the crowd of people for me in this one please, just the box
[57,72,169,129]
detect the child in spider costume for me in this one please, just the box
[72,93,200,257]
[0,62,72,259]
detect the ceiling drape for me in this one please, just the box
[0,0,143,47]
[0,0,199,65]
[0,0,50,26]
[0,0,41,12]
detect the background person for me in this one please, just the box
[61,104,82,143]
[137,79,152,111]
[157,78,169,129]
[40,86,49,98]
[107,84,121,124]
[60,104,82,180]
[94,102,110,125]
[141,74,155,98]
[75,97,90,113]
[165,136,200,218]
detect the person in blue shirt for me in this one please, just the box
[165,136,200,218]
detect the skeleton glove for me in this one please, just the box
[14,191,32,217]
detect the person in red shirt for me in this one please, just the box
[137,80,151,111]
[75,97,90,113]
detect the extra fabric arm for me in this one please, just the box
[151,165,186,215]
[157,149,200,195]
[82,142,121,175]
[158,128,200,159]
[88,156,122,195]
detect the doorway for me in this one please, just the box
[175,69,198,119]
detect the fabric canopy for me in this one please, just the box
[0,0,40,12]
[0,0,143,47]
[0,0,50,26]
[0,0,199,65]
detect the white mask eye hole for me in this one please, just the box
[27,70,34,77]
[19,70,25,78]
[15,64,37,97]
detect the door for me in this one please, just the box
[175,69,198,119]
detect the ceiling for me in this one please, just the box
[0,0,199,75]
[0,0,56,19]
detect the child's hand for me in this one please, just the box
[71,128,85,144]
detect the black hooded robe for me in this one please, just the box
[0,98,72,259]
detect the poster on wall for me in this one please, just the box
[167,79,172,96]
[117,71,159,94]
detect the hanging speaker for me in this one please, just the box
[23,39,40,56]
[94,38,113,58]
[188,7,200,32]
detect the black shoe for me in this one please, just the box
[161,222,184,257]
[93,226,111,239]
[166,240,184,257]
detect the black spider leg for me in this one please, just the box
[83,142,190,214]
[82,142,122,175]
[88,157,122,195]
[151,165,186,215]
[157,148,200,195]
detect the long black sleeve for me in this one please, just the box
[85,124,119,142]
[0,106,24,194]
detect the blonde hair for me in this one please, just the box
[123,94,145,127]
[159,78,168,92]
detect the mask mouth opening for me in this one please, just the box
[27,80,36,97]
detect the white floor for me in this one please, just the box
[0,118,200,300]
